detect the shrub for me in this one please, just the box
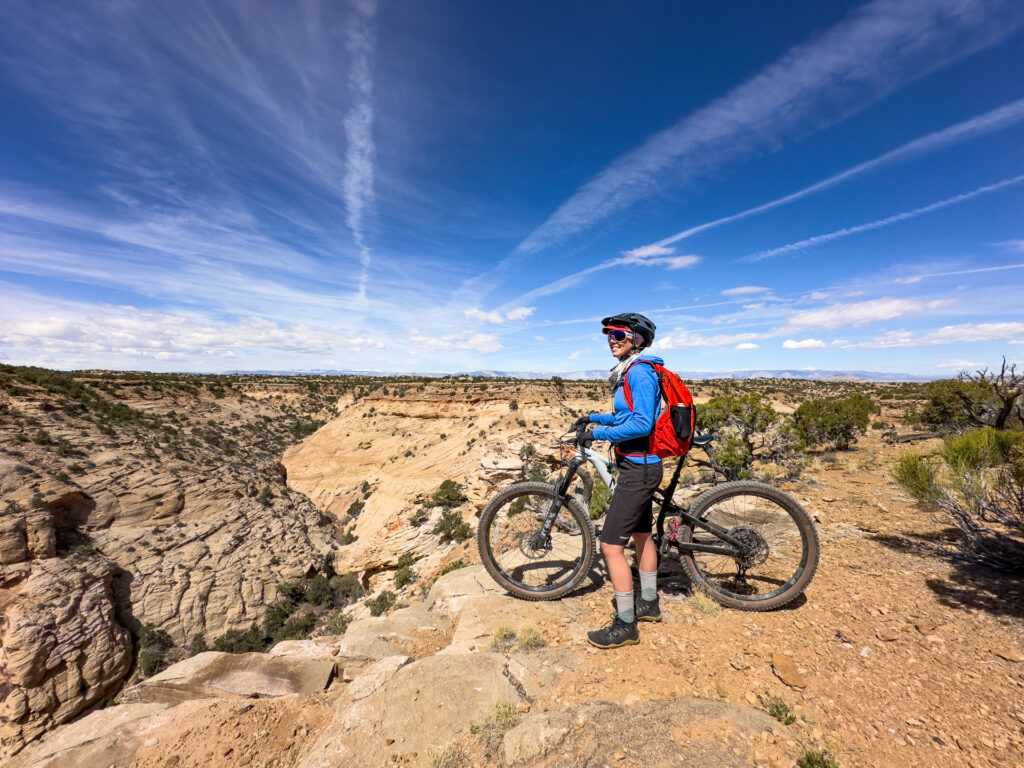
[305,574,333,606]
[440,559,468,576]
[470,699,520,756]
[345,499,365,517]
[258,485,274,506]
[331,573,363,605]
[263,598,295,638]
[137,622,176,677]
[189,634,208,656]
[366,590,396,617]
[274,610,316,642]
[893,428,1024,571]
[326,609,352,635]
[797,749,839,768]
[408,507,430,527]
[213,623,264,654]
[793,393,878,450]
[759,693,796,725]
[696,394,802,481]
[428,480,466,509]
[516,626,547,651]
[433,509,472,544]
[276,581,304,602]
[430,745,466,768]
[393,552,418,588]
[31,494,45,509]
[489,626,517,653]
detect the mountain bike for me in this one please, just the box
[476,424,820,610]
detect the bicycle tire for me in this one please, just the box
[477,481,597,601]
[679,481,819,611]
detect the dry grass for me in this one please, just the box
[470,699,520,756]
[688,591,720,616]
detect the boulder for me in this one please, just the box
[0,556,132,758]
[8,702,171,768]
[120,651,335,704]
[298,653,523,768]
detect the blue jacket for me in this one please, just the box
[590,355,663,464]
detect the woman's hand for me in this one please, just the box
[570,415,591,431]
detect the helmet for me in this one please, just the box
[601,312,656,347]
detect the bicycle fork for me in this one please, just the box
[536,457,582,545]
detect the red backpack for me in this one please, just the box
[621,360,696,459]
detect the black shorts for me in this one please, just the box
[599,459,664,546]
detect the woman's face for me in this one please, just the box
[608,331,635,360]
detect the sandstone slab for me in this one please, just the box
[121,651,334,704]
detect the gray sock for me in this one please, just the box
[614,590,635,622]
[639,569,657,602]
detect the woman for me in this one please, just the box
[576,312,663,649]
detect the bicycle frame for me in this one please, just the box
[541,441,748,558]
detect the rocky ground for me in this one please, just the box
[2,369,1023,767]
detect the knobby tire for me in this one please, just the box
[477,481,596,601]
[679,480,819,611]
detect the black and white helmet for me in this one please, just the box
[601,313,656,348]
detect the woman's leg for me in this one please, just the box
[600,541,634,593]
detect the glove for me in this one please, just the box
[571,415,591,431]
[578,430,595,448]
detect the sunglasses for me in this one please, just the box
[602,327,631,342]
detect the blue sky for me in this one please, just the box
[1,0,1022,375]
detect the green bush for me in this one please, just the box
[277,581,304,602]
[759,693,796,725]
[366,590,396,617]
[797,749,839,768]
[189,634,208,656]
[893,428,1024,571]
[258,485,274,506]
[409,507,430,527]
[330,573,363,605]
[793,393,878,450]
[305,574,333,607]
[394,552,418,588]
[428,480,466,509]
[262,598,295,637]
[696,394,802,480]
[213,623,264,654]
[906,378,995,432]
[326,608,352,635]
[273,610,316,642]
[433,509,472,544]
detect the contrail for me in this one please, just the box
[513,0,1023,256]
[636,97,1024,252]
[746,173,1024,261]
[343,0,378,303]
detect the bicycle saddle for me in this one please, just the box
[691,433,714,446]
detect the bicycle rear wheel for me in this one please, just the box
[680,481,819,611]
[477,482,596,600]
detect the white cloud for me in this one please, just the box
[407,328,502,354]
[514,0,1023,254]
[748,173,1024,261]
[463,306,536,324]
[0,306,380,362]
[936,359,984,369]
[722,286,769,296]
[784,297,952,331]
[735,342,759,350]
[783,339,827,349]
[567,350,582,360]
[623,244,675,259]
[504,306,536,321]
[658,331,762,350]
[841,322,1024,349]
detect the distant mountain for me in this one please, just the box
[225,368,935,382]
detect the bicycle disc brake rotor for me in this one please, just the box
[729,526,769,567]
[519,531,551,559]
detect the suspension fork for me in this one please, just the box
[538,457,582,539]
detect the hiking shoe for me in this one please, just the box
[587,613,639,649]
[635,595,662,622]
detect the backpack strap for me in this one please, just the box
[617,360,662,460]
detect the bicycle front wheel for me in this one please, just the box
[680,481,819,611]
[477,482,596,600]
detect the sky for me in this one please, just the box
[1,0,1023,376]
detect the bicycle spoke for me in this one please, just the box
[481,487,590,595]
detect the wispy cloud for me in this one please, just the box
[839,322,1024,349]
[657,330,763,350]
[514,0,1023,255]
[784,297,953,331]
[735,342,759,351]
[344,0,378,303]
[463,306,536,324]
[722,286,770,297]
[748,173,1024,261]
[633,97,1024,253]
[407,328,502,354]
